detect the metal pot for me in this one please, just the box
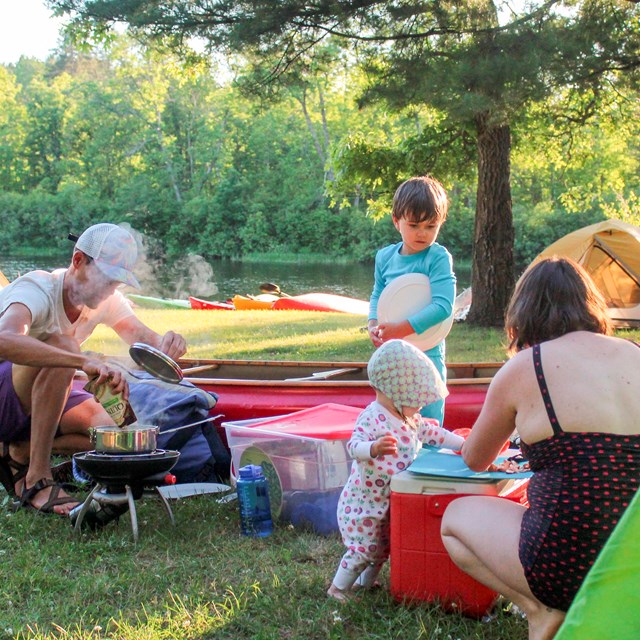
[88,415,222,454]
[90,425,159,454]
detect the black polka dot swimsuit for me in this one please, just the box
[518,343,640,611]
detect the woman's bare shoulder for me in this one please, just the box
[493,348,532,382]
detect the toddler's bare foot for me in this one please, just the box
[351,580,381,592]
[327,583,351,602]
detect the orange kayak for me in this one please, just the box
[232,294,279,310]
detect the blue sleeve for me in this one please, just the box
[369,249,386,321]
[407,249,456,334]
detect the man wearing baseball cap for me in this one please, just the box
[74,222,141,288]
[0,223,186,516]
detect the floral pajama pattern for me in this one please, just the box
[333,401,452,588]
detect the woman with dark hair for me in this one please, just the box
[441,257,640,640]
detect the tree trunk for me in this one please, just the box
[155,107,182,204]
[297,90,326,165]
[466,113,515,327]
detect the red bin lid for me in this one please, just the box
[254,403,360,439]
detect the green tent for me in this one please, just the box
[555,489,640,639]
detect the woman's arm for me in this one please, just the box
[462,360,520,471]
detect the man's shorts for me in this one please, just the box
[0,360,93,442]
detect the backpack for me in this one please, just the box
[127,373,230,484]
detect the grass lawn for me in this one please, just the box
[2,310,638,639]
[83,308,512,363]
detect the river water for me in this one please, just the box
[0,254,470,301]
[0,254,376,300]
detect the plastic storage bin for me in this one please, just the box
[390,469,529,618]
[223,403,361,534]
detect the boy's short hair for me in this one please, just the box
[392,176,448,224]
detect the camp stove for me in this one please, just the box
[70,449,180,542]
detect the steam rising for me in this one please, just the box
[171,255,219,298]
[122,224,219,298]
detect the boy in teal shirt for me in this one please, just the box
[368,176,456,426]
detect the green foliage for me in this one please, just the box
[0,187,108,252]
[178,176,248,259]
[0,67,28,192]
[513,203,605,270]
[1,30,639,267]
[439,189,477,261]
[40,0,640,328]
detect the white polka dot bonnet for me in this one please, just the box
[367,339,448,413]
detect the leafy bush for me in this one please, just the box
[513,202,605,269]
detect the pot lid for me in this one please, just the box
[129,343,183,384]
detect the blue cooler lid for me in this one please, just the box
[409,447,532,481]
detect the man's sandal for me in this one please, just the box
[11,478,79,514]
[0,455,73,496]
[0,455,28,496]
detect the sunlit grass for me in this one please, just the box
[85,309,372,361]
[84,308,639,364]
[84,308,511,363]
[1,495,530,639]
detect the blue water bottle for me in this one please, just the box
[237,464,273,537]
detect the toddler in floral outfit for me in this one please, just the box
[327,339,464,601]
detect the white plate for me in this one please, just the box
[377,273,454,350]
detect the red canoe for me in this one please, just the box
[272,293,369,314]
[179,358,501,432]
[189,296,235,311]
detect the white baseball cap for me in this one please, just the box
[75,223,140,288]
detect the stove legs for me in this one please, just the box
[126,485,138,542]
[71,483,176,542]
[71,483,102,533]
[155,486,175,525]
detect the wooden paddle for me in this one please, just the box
[284,367,362,382]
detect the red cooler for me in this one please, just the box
[390,468,529,618]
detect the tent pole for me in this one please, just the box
[593,237,640,288]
